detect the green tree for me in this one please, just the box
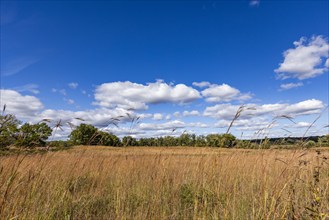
[122,136,137,146]
[163,136,178,146]
[69,124,121,146]
[97,131,121,146]
[69,123,98,145]
[0,114,20,148]
[15,122,52,147]
[195,135,206,147]
[177,133,196,146]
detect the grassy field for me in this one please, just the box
[1,146,328,219]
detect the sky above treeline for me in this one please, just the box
[1,0,328,139]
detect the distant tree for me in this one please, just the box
[163,136,179,146]
[122,136,137,146]
[195,135,206,147]
[206,134,221,147]
[69,123,99,145]
[0,113,20,148]
[69,123,121,146]
[138,138,151,146]
[98,131,121,146]
[206,134,236,148]
[15,122,52,147]
[178,134,196,146]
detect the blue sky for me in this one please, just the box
[1,0,328,139]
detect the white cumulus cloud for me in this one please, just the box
[201,83,252,102]
[275,36,329,80]
[139,120,185,131]
[94,80,201,110]
[0,89,43,119]
[204,99,324,120]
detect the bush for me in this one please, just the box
[303,140,316,148]
[318,135,329,147]
[236,140,252,149]
[15,122,52,148]
[260,137,271,149]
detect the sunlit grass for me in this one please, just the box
[1,146,328,219]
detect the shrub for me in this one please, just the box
[304,140,316,148]
[260,137,271,149]
[318,135,329,147]
[236,140,252,149]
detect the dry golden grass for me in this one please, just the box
[1,146,329,219]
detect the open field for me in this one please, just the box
[1,146,329,219]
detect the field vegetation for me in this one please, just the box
[1,146,329,219]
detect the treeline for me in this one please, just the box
[1,113,329,149]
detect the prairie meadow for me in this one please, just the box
[1,146,328,219]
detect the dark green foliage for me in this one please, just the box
[206,133,236,148]
[137,137,158,146]
[178,133,196,146]
[69,123,121,146]
[133,133,238,147]
[195,135,207,147]
[122,136,137,146]
[0,114,20,148]
[97,131,121,146]
[235,140,253,149]
[162,136,179,146]
[15,122,52,147]
[69,124,98,145]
